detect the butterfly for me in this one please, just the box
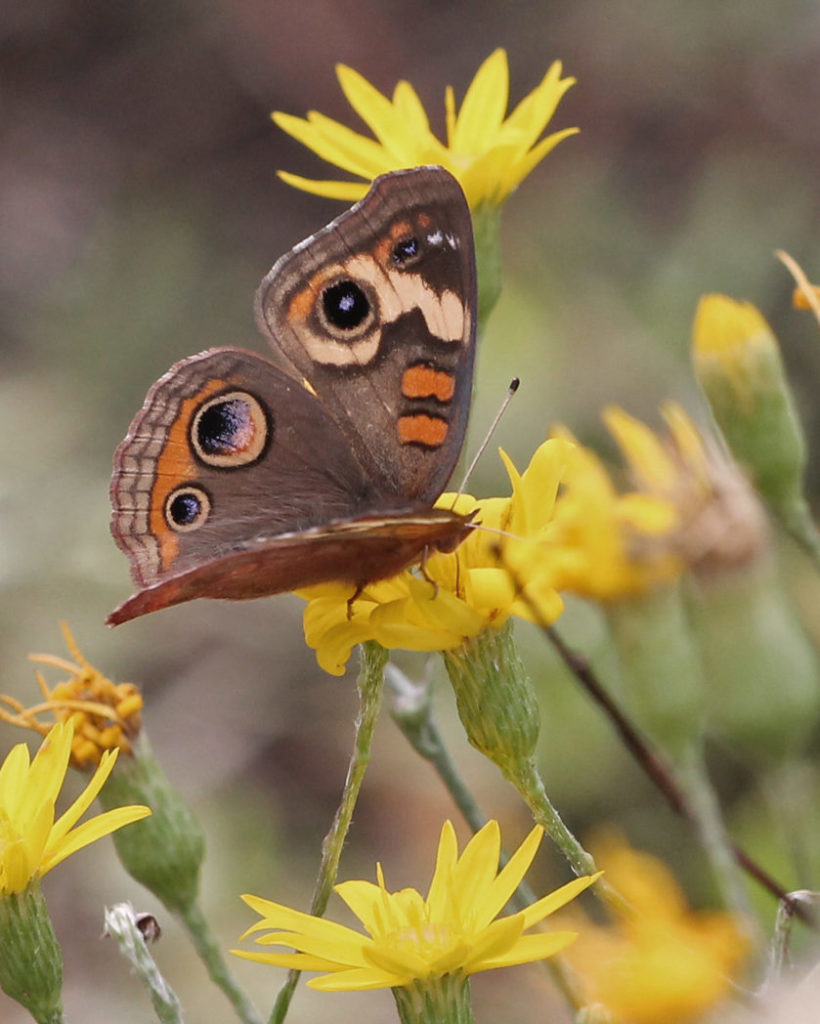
[108,166,477,625]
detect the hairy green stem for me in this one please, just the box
[270,641,387,1024]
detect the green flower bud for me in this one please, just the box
[692,295,814,545]
[443,621,540,772]
[97,733,204,914]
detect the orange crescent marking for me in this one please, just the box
[397,414,449,448]
[287,286,316,321]
[150,378,225,572]
[401,365,455,402]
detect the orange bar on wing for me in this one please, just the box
[401,365,455,401]
[398,414,448,447]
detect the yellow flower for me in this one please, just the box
[0,721,150,895]
[299,438,571,675]
[235,819,599,991]
[604,403,769,576]
[692,294,782,411]
[273,49,577,209]
[691,293,810,540]
[0,623,144,769]
[567,832,748,1024]
[547,427,683,602]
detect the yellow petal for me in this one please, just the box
[461,913,524,972]
[273,110,387,179]
[451,49,510,153]
[47,748,118,845]
[604,406,677,493]
[451,819,501,912]
[499,127,579,198]
[477,930,578,970]
[502,62,575,147]
[40,805,151,876]
[309,965,404,991]
[477,826,544,927]
[336,65,433,164]
[275,171,369,202]
[520,872,602,929]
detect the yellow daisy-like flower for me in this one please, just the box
[567,832,748,1024]
[273,49,577,209]
[0,721,150,895]
[0,623,144,770]
[235,819,599,991]
[299,437,572,675]
[547,427,683,602]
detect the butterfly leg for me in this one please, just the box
[418,548,439,599]
[346,583,365,620]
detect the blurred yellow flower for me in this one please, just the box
[299,438,572,675]
[547,427,683,602]
[0,721,150,895]
[0,623,143,769]
[692,294,781,410]
[235,819,599,991]
[273,49,577,209]
[692,293,810,538]
[567,832,748,1024]
[604,403,768,576]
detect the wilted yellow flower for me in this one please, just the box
[299,438,571,675]
[273,49,577,209]
[547,428,683,602]
[0,721,150,895]
[0,623,143,769]
[604,403,769,576]
[567,832,748,1024]
[235,819,599,992]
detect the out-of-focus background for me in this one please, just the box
[2,2,820,1021]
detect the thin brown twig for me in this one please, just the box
[544,623,814,928]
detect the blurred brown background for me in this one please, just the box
[2,1,820,1021]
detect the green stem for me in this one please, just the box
[270,641,387,1024]
[385,664,586,1011]
[178,901,261,1024]
[676,745,756,930]
[472,202,502,334]
[386,665,489,834]
[780,495,820,568]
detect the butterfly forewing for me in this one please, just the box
[255,166,477,504]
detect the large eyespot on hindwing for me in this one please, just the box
[190,390,270,468]
[317,276,377,341]
[164,484,211,533]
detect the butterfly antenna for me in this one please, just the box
[454,377,520,499]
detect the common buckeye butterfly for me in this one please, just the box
[108,166,477,625]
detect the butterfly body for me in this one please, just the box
[108,167,477,624]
